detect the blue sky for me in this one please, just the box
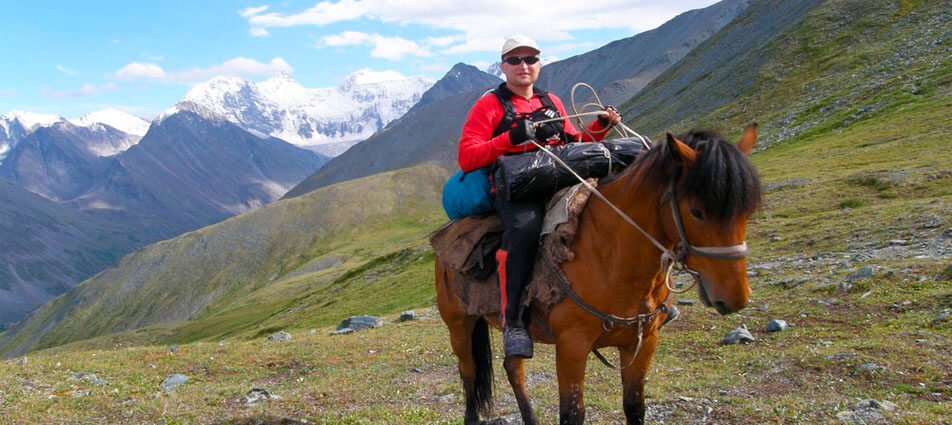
[0,0,719,119]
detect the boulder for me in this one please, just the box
[160,374,189,391]
[330,328,355,335]
[397,310,417,322]
[722,324,755,345]
[267,331,292,342]
[337,315,383,331]
[765,320,787,332]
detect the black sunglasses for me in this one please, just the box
[503,55,540,65]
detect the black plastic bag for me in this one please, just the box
[493,138,649,202]
[492,149,559,201]
[553,142,612,187]
[601,137,648,172]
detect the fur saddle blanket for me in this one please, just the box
[429,180,596,317]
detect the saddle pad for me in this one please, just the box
[433,180,596,316]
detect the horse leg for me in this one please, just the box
[555,333,594,425]
[503,356,539,425]
[437,262,492,425]
[619,330,659,425]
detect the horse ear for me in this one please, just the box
[666,132,697,166]
[737,123,757,155]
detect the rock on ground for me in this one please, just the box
[397,310,416,322]
[235,387,281,406]
[68,372,107,386]
[337,315,383,331]
[267,331,292,342]
[723,324,755,345]
[160,374,189,390]
[766,319,788,332]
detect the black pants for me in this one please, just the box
[493,194,544,328]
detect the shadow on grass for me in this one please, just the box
[212,416,307,425]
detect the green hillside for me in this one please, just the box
[622,0,950,144]
[0,163,451,357]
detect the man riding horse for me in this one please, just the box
[457,35,622,358]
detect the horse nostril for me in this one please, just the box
[713,300,731,315]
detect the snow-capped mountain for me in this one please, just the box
[71,108,150,137]
[1,109,149,163]
[0,111,65,162]
[69,108,150,156]
[170,70,435,156]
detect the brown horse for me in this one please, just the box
[436,125,762,425]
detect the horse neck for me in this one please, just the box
[566,167,672,307]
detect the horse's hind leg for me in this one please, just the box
[620,330,659,425]
[437,260,492,425]
[446,314,483,425]
[503,356,539,425]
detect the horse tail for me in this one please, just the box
[472,316,494,416]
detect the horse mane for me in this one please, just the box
[630,129,762,223]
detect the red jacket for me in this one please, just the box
[457,89,610,172]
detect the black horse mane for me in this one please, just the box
[631,129,762,223]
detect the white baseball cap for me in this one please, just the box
[501,35,540,57]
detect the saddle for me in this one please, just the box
[429,180,596,316]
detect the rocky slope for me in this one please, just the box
[0,179,154,326]
[536,0,752,106]
[0,122,128,201]
[74,110,328,234]
[618,0,951,147]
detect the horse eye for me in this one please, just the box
[690,208,704,220]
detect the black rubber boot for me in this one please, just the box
[503,326,533,358]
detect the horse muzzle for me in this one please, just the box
[697,274,746,315]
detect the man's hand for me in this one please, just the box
[597,106,622,127]
[535,120,563,141]
[508,119,536,145]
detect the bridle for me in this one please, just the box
[662,179,749,295]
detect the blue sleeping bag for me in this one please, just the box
[442,167,493,219]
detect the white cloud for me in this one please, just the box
[250,27,269,37]
[426,35,460,47]
[111,57,293,84]
[239,5,269,17]
[56,65,78,75]
[245,0,720,54]
[113,62,167,81]
[250,0,369,27]
[319,32,432,61]
[42,83,118,99]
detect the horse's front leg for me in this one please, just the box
[619,329,659,425]
[503,356,539,425]
[555,331,595,425]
